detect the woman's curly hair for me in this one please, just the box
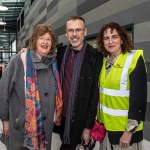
[97,22,133,57]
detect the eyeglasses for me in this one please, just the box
[66,28,84,35]
[38,37,52,43]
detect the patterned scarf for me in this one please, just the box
[21,51,63,149]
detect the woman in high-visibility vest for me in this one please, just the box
[97,22,147,150]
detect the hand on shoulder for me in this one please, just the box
[19,48,27,54]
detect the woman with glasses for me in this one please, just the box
[97,22,147,150]
[0,24,63,150]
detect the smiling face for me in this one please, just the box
[28,24,56,59]
[103,28,122,56]
[36,32,52,59]
[66,19,87,50]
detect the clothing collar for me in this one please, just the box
[30,50,56,70]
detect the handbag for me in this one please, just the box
[90,103,106,142]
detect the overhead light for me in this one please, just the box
[2,39,7,42]
[0,5,8,11]
[0,35,7,37]
[0,21,6,25]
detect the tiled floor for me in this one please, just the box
[0,120,150,150]
[0,141,6,150]
[51,133,150,150]
[51,133,62,150]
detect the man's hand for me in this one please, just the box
[3,121,9,137]
[19,48,27,54]
[119,131,132,148]
[82,128,91,145]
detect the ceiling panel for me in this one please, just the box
[0,0,25,53]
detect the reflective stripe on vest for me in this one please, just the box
[100,87,129,97]
[100,104,128,116]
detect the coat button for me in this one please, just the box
[44,92,48,97]
[43,116,46,121]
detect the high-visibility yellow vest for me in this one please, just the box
[99,50,145,131]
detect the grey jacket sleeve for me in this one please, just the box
[0,54,22,121]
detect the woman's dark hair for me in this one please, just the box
[28,24,56,52]
[97,22,134,57]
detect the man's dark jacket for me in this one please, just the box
[57,43,103,149]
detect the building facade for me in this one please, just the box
[17,0,150,146]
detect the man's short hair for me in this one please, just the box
[67,16,85,24]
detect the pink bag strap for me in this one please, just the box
[97,102,100,121]
[97,80,100,121]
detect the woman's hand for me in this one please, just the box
[3,121,9,137]
[119,131,132,148]
[82,128,91,145]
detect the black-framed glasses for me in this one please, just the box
[66,28,85,35]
